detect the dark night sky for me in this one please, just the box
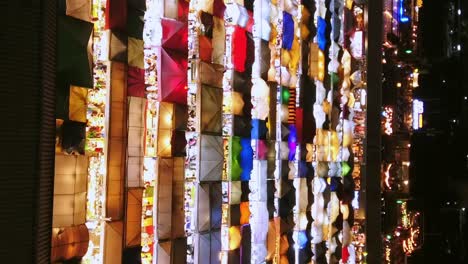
[413,0,468,204]
[409,0,468,262]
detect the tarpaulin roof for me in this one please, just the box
[106,0,126,31]
[61,120,86,155]
[68,86,88,123]
[127,66,145,98]
[201,85,222,134]
[199,135,223,181]
[199,35,213,63]
[128,37,144,69]
[109,30,128,63]
[156,158,173,240]
[125,188,143,247]
[212,16,225,65]
[201,12,214,38]
[213,0,226,18]
[198,184,211,231]
[197,232,221,263]
[57,15,93,88]
[127,7,145,40]
[200,61,224,88]
[66,0,92,22]
[161,18,188,52]
[210,183,222,229]
[157,47,188,104]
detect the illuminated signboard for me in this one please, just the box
[382,106,394,135]
[399,0,410,23]
[412,99,424,129]
[412,69,419,88]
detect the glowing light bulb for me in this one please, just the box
[165,114,172,125]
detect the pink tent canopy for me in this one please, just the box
[161,18,188,52]
[157,47,188,105]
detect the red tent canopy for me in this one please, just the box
[127,66,145,98]
[161,19,188,52]
[106,0,127,31]
[199,35,213,63]
[177,0,189,21]
[157,48,187,105]
[213,0,226,18]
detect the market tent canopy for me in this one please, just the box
[171,158,185,238]
[66,0,92,22]
[199,35,213,63]
[213,0,226,18]
[155,158,173,240]
[201,85,222,134]
[106,0,127,31]
[200,61,224,88]
[198,184,211,232]
[68,86,88,123]
[128,0,146,12]
[212,16,225,65]
[201,12,214,38]
[125,188,143,247]
[127,96,146,187]
[128,37,144,69]
[58,15,93,88]
[210,183,222,229]
[51,224,89,262]
[53,154,88,227]
[127,67,145,98]
[157,47,188,104]
[163,0,189,20]
[61,121,86,155]
[127,5,145,40]
[199,135,223,181]
[161,18,188,52]
[196,231,221,263]
[56,82,87,123]
[171,239,187,263]
[156,241,171,263]
[109,30,128,63]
